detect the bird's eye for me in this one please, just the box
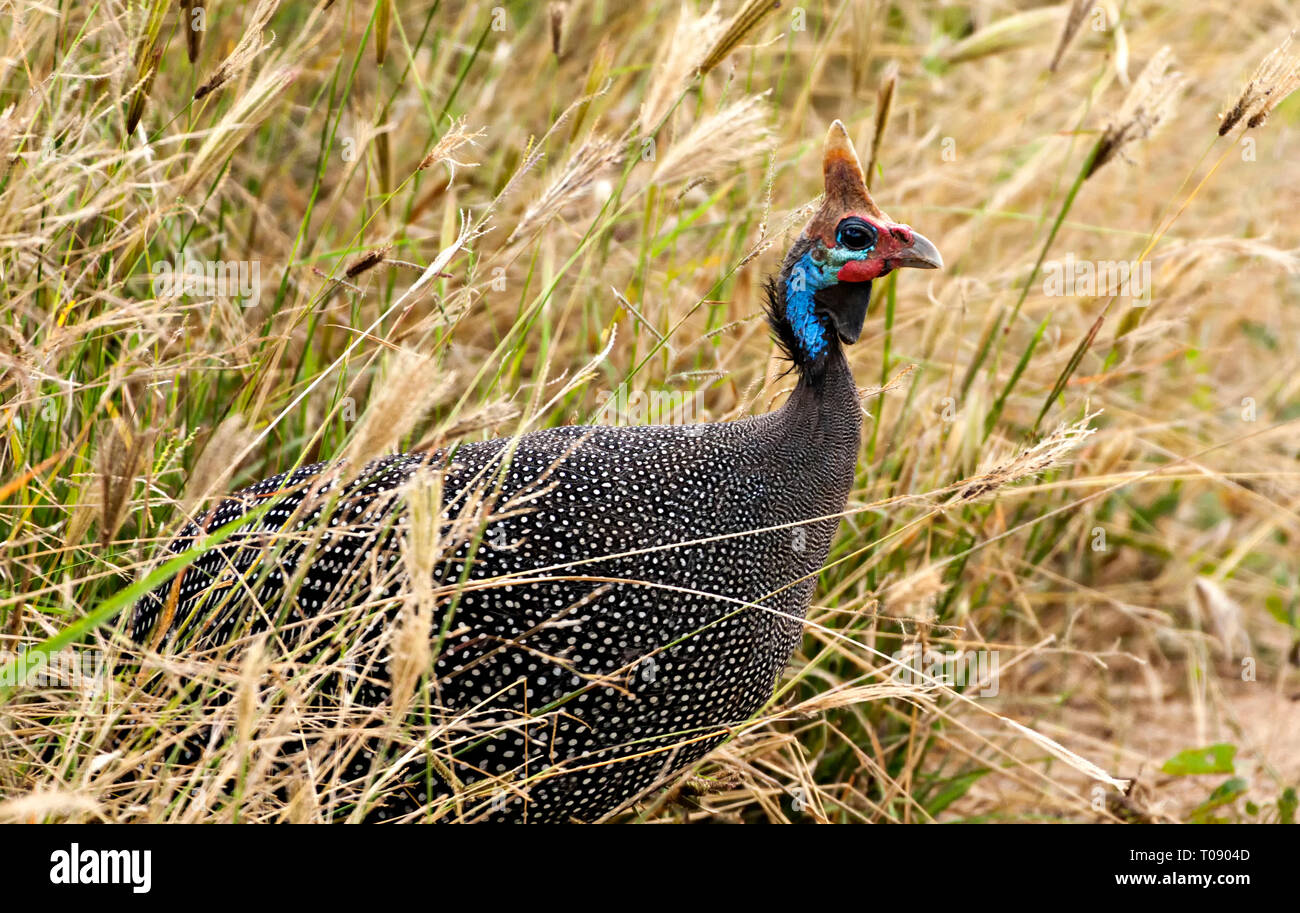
[835,217,877,252]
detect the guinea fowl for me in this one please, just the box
[130,120,942,823]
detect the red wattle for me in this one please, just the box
[837,259,883,282]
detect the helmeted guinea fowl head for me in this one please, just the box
[770,119,941,375]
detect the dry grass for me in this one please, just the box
[1,0,1298,823]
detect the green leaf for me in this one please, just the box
[1278,787,1297,824]
[1187,777,1248,823]
[1264,592,1295,629]
[1161,743,1237,776]
[924,768,990,817]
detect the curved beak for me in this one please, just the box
[890,230,943,271]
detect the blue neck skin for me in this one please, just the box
[783,246,874,362]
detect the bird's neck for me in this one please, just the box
[781,344,862,450]
[756,273,862,504]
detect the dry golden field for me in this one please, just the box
[1,0,1298,823]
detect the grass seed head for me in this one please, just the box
[951,411,1100,504]
[341,350,453,475]
[180,414,254,518]
[193,0,279,100]
[1088,46,1184,178]
[651,94,771,187]
[639,3,726,132]
[345,243,393,279]
[549,2,568,57]
[1219,29,1300,133]
[510,133,623,243]
[697,0,781,76]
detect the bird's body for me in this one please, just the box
[129,121,941,822]
[132,355,860,821]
